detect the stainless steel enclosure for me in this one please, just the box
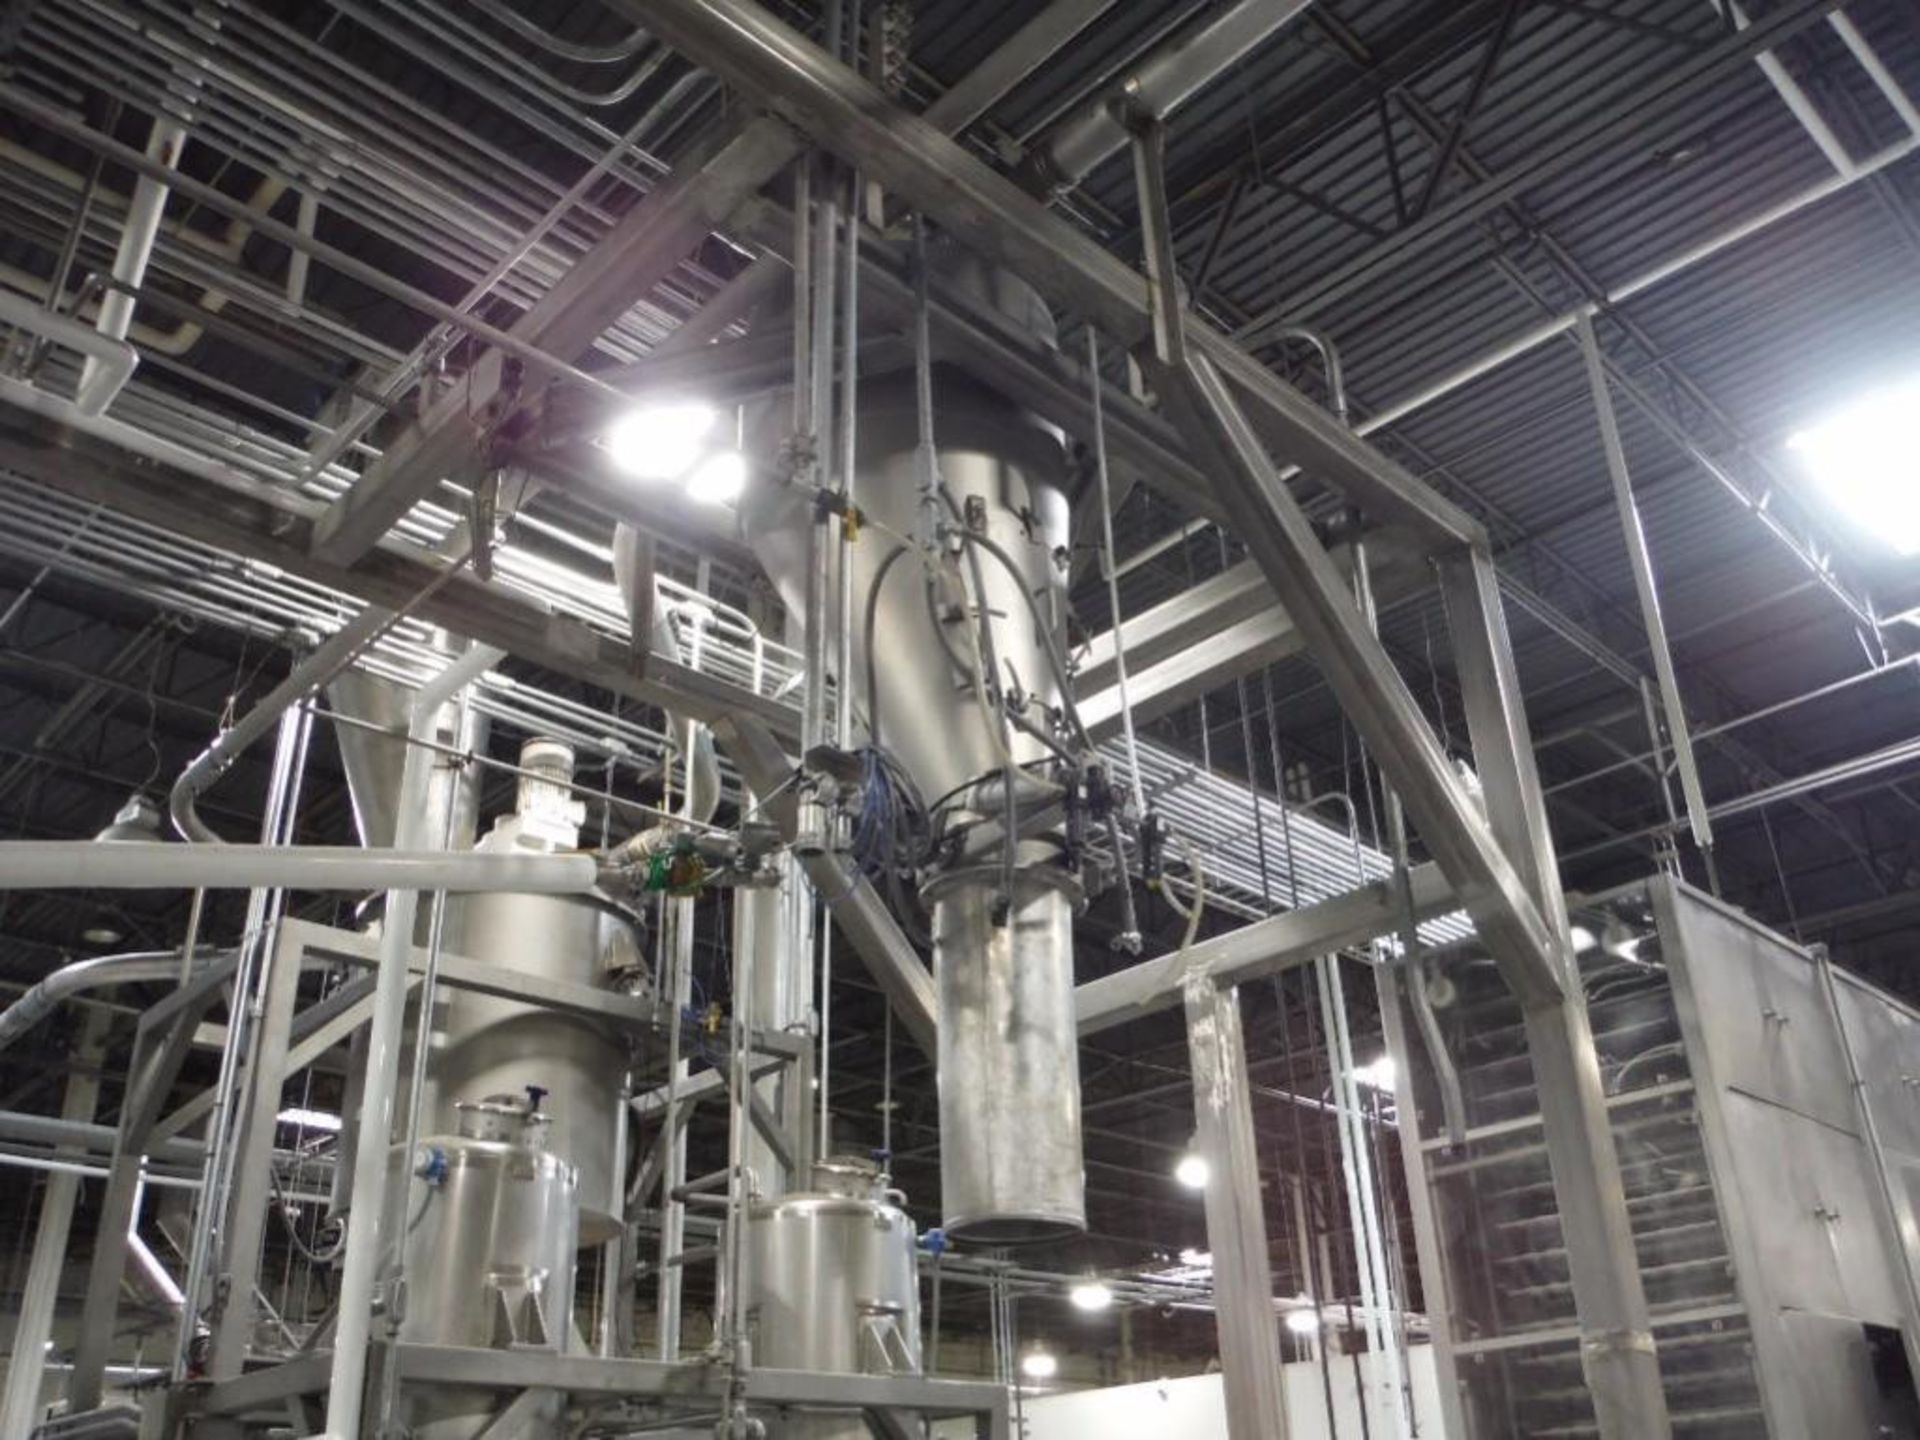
[1394,875,1920,1437]
[928,869,1082,1239]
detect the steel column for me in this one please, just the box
[206,924,313,1378]
[1373,969,1470,1438]
[66,989,216,1410]
[1574,312,1716,866]
[1439,547,1673,1436]
[0,1009,109,1437]
[1183,977,1289,1438]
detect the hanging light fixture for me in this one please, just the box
[81,793,164,945]
[1068,1279,1113,1313]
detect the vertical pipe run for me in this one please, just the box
[719,872,755,1424]
[373,683,472,1433]
[172,701,312,1382]
[315,647,489,1440]
[1576,313,1715,872]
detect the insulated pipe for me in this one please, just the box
[0,1110,202,1168]
[171,606,398,842]
[0,288,138,415]
[79,114,186,400]
[0,842,598,893]
[0,949,232,1056]
[1028,0,1319,188]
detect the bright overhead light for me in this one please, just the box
[1069,1280,1113,1312]
[276,1107,343,1133]
[80,921,124,946]
[1285,1306,1322,1336]
[1019,1348,1059,1381]
[685,448,747,505]
[1788,376,1920,555]
[606,402,717,481]
[1174,1152,1210,1190]
[1353,1055,1397,1092]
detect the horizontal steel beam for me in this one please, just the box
[611,0,1487,551]
[0,414,797,738]
[1075,863,1455,1035]
[1075,537,1431,739]
[728,202,1219,515]
[310,116,804,567]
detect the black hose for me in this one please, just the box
[862,542,910,749]
[949,526,1091,752]
[934,492,1021,913]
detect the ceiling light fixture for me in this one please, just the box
[1352,1055,1397,1092]
[276,1107,343,1133]
[1173,1152,1210,1190]
[1787,376,1920,555]
[1285,1306,1322,1336]
[1069,1280,1113,1312]
[1019,1348,1059,1381]
[685,449,748,505]
[606,402,717,482]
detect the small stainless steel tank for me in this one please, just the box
[395,1094,579,1439]
[747,1157,922,1379]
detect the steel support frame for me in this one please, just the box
[206,922,310,1379]
[0,416,795,739]
[1438,549,1671,1435]
[567,22,1664,1429]
[308,114,805,566]
[193,1344,1010,1438]
[605,0,1488,551]
[67,961,233,1411]
[66,917,679,1412]
[1183,975,1290,1438]
[1140,106,1669,1432]
[713,712,938,1054]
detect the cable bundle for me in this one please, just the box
[850,746,931,885]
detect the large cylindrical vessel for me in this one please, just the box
[748,1157,921,1438]
[394,1095,579,1440]
[927,867,1082,1240]
[740,253,1086,1241]
[411,739,642,1243]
